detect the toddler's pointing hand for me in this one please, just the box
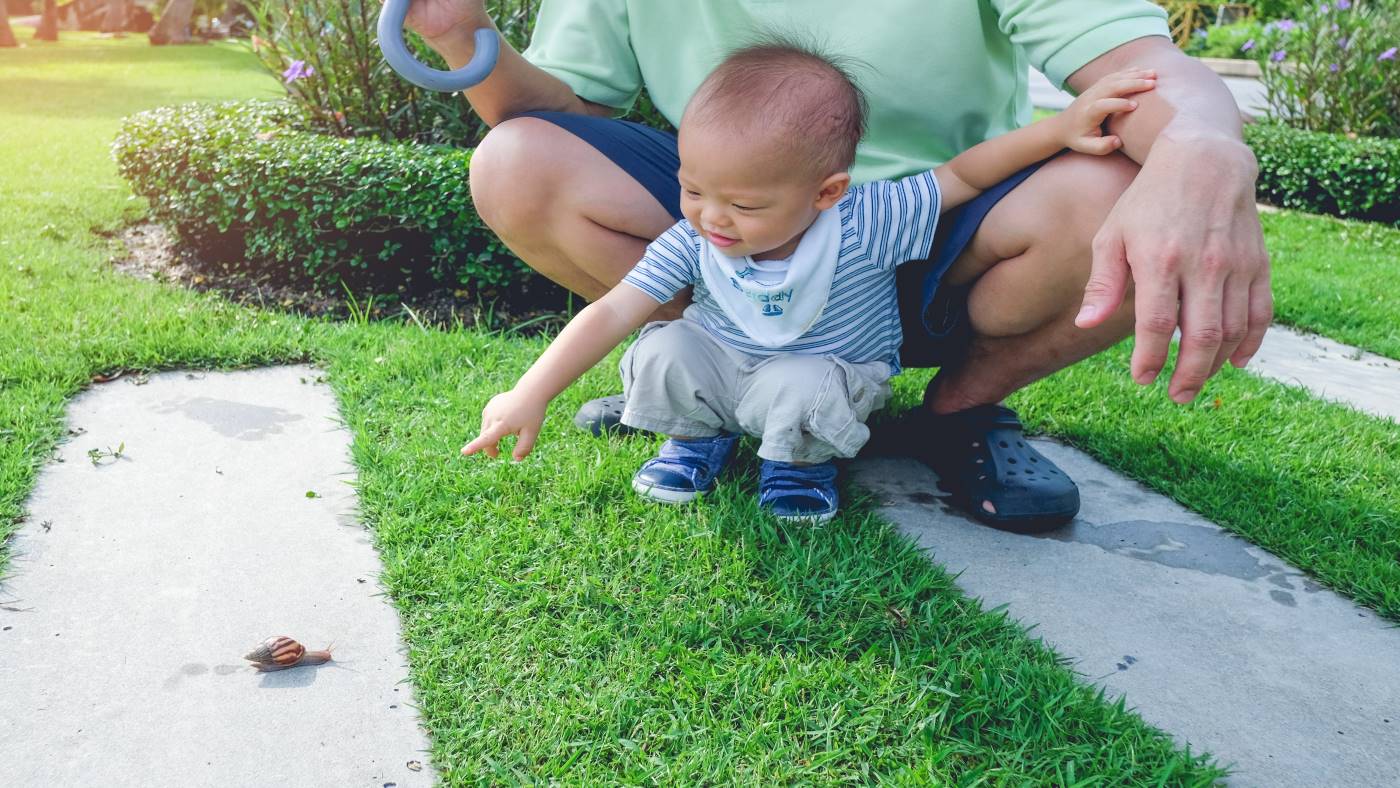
[462,389,547,462]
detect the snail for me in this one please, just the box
[243,636,333,672]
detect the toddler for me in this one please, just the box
[464,41,1154,522]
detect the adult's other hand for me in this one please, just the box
[1075,133,1272,403]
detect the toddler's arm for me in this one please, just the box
[462,284,658,461]
[934,69,1157,210]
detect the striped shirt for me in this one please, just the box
[622,170,941,375]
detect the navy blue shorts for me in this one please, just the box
[522,110,1045,368]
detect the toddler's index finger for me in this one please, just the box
[462,425,507,459]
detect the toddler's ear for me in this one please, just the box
[814,172,851,210]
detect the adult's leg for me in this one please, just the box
[468,116,687,320]
[926,151,1141,415]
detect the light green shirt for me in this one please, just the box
[522,0,1169,183]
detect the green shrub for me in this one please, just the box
[1185,18,1267,60]
[1246,122,1400,222]
[1235,0,1309,21]
[244,0,671,145]
[113,100,527,291]
[1255,0,1400,139]
[242,0,537,145]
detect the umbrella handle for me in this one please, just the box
[376,0,501,92]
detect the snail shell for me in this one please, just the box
[244,636,333,671]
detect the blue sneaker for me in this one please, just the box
[759,460,839,523]
[632,435,739,504]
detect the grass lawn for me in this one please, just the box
[1261,210,1400,360]
[3,34,1397,782]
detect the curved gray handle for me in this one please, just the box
[376,0,500,92]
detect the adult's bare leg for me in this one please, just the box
[469,116,687,320]
[905,151,1142,530]
[925,151,1141,415]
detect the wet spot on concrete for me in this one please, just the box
[1043,519,1294,583]
[156,396,302,441]
[213,664,242,675]
[181,662,208,676]
[1269,573,1296,590]
[1271,590,1297,607]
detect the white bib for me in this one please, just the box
[696,206,841,348]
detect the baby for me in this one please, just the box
[464,40,1153,522]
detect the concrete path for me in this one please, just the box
[0,366,433,787]
[851,448,1400,787]
[1250,324,1400,423]
[1030,68,1268,117]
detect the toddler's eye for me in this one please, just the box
[684,189,701,198]
[732,204,760,211]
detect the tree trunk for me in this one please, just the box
[0,1,18,48]
[101,0,126,34]
[148,0,194,44]
[35,0,60,41]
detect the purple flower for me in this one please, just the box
[1329,63,1340,72]
[1271,49,1287,63]
[1380,47,1398,61]
[1337,0,1351,8]
[1338,37,1349,50]
[1241,39,1256,52]
[1320,4,1329,12]
[1275,19,1297,32]
[281,59,315,84]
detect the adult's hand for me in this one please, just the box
[386,0,592,124]
[1075,132,1272,404]
[396,0,490,46]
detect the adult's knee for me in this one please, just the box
[1056,151,1138,221]
[966,152,1139,338]
[468,117,562,240]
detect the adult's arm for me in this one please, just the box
[404,0,613,124]
[1066,36,1272,404]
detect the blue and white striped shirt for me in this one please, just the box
[623,170,940,375]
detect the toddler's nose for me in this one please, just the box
[700,206,731,230]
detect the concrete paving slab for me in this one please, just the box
[0,366,433,787]
[1249,324,1400,423]
[851,447,1400,787]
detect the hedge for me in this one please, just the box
[1246,123,1400,224]
[113,102,1399,297]
[113,100,526,292]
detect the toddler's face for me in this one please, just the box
[677,122,848,261]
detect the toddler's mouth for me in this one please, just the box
[707,231,739,248]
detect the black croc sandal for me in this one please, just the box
[573,394,646,437]
[914,404,1079,533]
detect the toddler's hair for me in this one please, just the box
[684,36,868,177]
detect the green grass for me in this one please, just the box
[1262,209,1400,360]
[1,35,1226,783]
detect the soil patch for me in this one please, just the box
[108,222,575,333]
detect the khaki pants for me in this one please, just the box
[619,320,892,464]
